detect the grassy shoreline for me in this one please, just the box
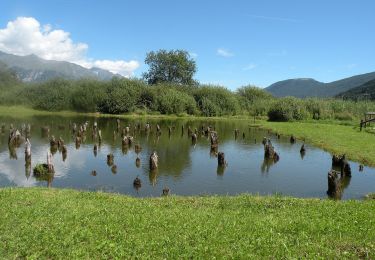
[0,188,374,258]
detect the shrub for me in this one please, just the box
[156,88,197,114]
[71,80,107,112]
[29,79,73,111]
[99,78,145,114]
[268,97,309,121]
[194,85,239,116]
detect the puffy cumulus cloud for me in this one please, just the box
[0,17,139,77]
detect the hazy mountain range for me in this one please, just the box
[265,71,375,98]
[0,51,119,82]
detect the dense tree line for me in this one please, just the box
[0,76,375,121]
[1,49,375,121]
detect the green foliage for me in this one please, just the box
[194,85,239,116]
[263,120,375,166]
[99,78,144,114]
[71,79,107,112]
[29,79,73,111]
[237,85,273,103]
[268,97,309,121]
[156,87,197,114]
[143,49,197,85]
[237,85,274,116]
[33,163,50,177]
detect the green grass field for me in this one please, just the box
[262,121,375,166]
[0,188,374,259]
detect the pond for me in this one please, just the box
[1,115,374,199]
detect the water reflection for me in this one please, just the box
[0,115,374,199]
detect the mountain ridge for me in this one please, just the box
[0,51,119,82]
[266,71,375,98]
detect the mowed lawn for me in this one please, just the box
[262,121,375,166]
[0,188,374,259]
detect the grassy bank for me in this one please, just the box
[262,121,375,166]
[0,188,374,258]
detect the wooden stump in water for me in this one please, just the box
[98,130,102,143]
[25,138,31,163]
[191,133,197,144]
[359,165,364,172]
[162,187,170,196]
[290,135,296,144]
[149,151,158,170]
[133,177,142,188]
[107,154,114,166]
[264,140,280,162]
[262,137,267,145]
[210,131,219,146]
[135,157,141,168]
[218,152,227,167]
[111,165,117,174]
[327,170,341,199]
[332,154,351,176]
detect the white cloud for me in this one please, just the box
[217,48,234,57]
[0,17,139,77]
[243,63,257,71]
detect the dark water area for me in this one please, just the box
[0,115,374,199]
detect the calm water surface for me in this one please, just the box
[0,115,374,199]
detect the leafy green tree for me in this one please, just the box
[143,49,196,85]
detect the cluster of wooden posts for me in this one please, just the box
[2,119,363,198]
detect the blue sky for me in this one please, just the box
[0,0,374,89]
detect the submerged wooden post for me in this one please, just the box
[47,151,54,173]
[264,140,280,162]
[191,133,197,144]
[25,138,31,162]
[98,130,102,143]
[210,131,218,147]
[107,154,114,166]
[218,152,227,167]
[162,187,170,196]
[327,170,341,198]
[149,151,158,170]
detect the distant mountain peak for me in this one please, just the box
[0,51,118,82]
[266,72,375,98]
